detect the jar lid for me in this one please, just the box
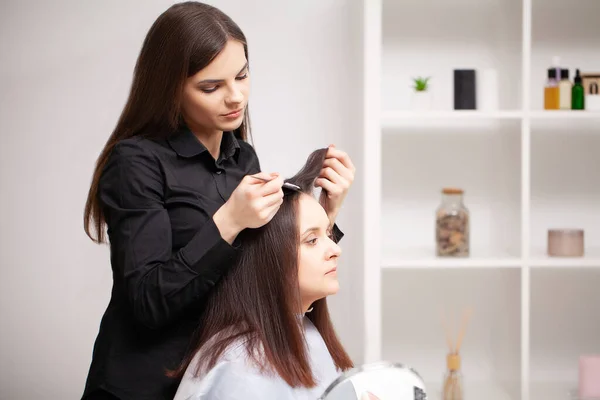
[442,187,464,195]
[548,229,584,236]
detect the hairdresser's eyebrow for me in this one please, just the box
[197,62,249,85]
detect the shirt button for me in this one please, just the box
[216,170,222,175]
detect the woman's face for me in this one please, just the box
[181,39,250,135]
[297,194,342,309]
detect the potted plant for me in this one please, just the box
[411,76,432,111]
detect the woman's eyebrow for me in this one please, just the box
[301,227,320,237]
[302,222,332,238]
[197,62,249,85]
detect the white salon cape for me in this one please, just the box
[174,316,357,400]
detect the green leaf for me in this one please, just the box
[412,76,431,91]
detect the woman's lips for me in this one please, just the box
[222,108,243,119]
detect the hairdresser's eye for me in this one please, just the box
[306,238,318,246]
[236,73,248,80]
[201,86,219,94]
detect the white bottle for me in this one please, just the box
[559,68,572,110]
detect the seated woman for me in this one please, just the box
[170,148,354,399]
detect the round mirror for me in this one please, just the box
[318,361,427,400]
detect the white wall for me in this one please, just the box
[0,1,364,398]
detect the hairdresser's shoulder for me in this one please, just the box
[110,136,169,159]
[101,137,170,183]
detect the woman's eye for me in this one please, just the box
[201,86,218,94]
[307,238,318,245]
[201,75,245,93]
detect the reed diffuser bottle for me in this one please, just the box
[442,309,472,400]
[443,354,463,400]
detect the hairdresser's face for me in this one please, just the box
[297,194,342,306]
[181,40,249,136]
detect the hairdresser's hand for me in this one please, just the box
[213,172,284,243]
[315,144,355,226]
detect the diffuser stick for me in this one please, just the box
[455,308,473,353]
[442,310,455,353]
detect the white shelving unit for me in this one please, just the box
[361,0,600,399]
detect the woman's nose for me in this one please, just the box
[226,84,244,104]
[327,240,342,259]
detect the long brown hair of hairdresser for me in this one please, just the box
[80,2,355,400]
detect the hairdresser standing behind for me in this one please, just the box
[80,2,354,400]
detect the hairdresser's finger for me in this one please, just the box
[247,171,279,185]
[326,147,355,173]
[261,189,284,208]
[256,175,284,196]
[319,167,348,191]
[322,157,354,183]
[267,205,281,222]
[314,176,338,195]
[262,200,284,223]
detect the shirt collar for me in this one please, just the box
[167,127,241,160]
[220,130,241,161]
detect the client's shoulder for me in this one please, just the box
[174,335,291,400]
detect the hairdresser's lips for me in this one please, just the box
[325,267,337,275]
[221,108,243,119]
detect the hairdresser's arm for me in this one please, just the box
[99,142,245,330]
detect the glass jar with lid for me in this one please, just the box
[436,188,470,257]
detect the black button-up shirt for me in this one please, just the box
[82,128,343,399]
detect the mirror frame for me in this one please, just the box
[317,361,427,400]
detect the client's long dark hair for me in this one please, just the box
[168,148,353,387]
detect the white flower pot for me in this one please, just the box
[411,91,432,111]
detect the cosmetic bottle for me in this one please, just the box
[572,69,585,110]
[559,68,572,110]
[544,68,559,110]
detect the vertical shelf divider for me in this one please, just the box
[363,0,383,364]
[521,0,533,399]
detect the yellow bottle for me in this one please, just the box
[544,68,559,110]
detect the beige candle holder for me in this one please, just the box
[547,229,584,257]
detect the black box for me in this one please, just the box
[454,69,477,110]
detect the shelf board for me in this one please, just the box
[529,111,600,120]
[381,248,600,268]
[381,110,523,127]
[424,381,516,400]
[529,248,600,268]
[382,247,521,269]
[529,381,577,400]
[380,110,600,127]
